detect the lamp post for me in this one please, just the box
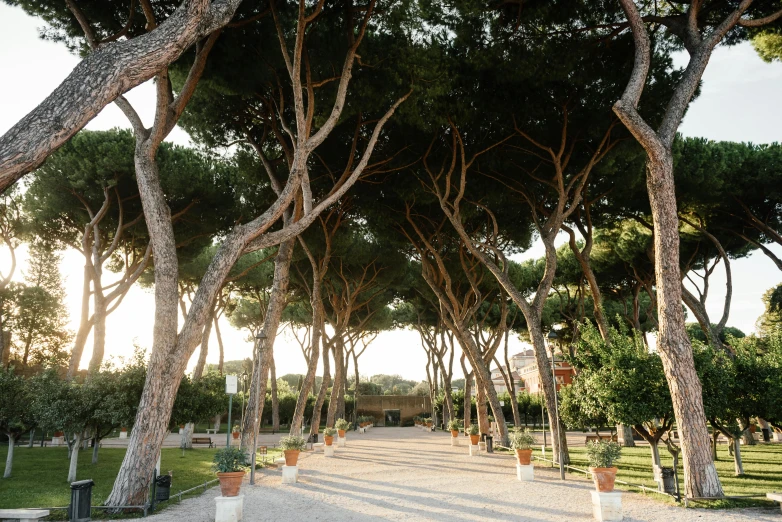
[548,329,565,480]
[249,330,267,486]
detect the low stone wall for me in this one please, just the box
[356,395,432,427]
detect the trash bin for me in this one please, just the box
[68,479,94,522]
[312,433,318,443]
[480,433,486,442]
[660,467,676,495]
[485,435,494,453]
[155,475,172,501]
[762,428,771,442]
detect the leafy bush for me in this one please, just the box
[335,418,351,431]
[586,440,621,468]
[509,428,536,450]
[212,447,248,473]
[447,419,462,431]
[466,423,479,435]
[279,435,307,451]
[323,427,337,437]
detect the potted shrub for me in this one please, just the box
[323,427,337,446]
[447,419,461,438]
[466,424,480,445]
[231,424,240,439]
[53,430,64,437]
[335,418,351,438]
[279,435,307,466]
[425,417,433,428]
[212,447,248,497]
[509,428,536,465]
[586,440,621,492]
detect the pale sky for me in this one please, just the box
[0,5,780,382]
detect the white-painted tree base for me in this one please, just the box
[337,436,346,447]
[590,491,622,522]
[324,445,335,457]
[774,432,782,442]
[451,437,459,446]
[281,466,298,484]
[469,444,479,456]
[215,495,243,522]
[516,464,534,481]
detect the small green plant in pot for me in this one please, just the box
[586,440,621,492]
[466,423,480,445]
[447,419,462,437]
[335,418,351,437]
[212,447,248,497]
[323,427,337,446]
[232,424,240,439]
[280,435,307,466]
[509,428,536,465]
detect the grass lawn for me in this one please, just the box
[554,443,782,508]
[0,445,282,518]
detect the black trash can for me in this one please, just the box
[480,433,487,442]
[155,475,172,501]
[762,428,771,442]
[485,434,494,453]
[68,479,94,522]
[312,433,318,443]
[660,467,676,495]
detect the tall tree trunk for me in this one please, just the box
[309,342,330,437]
[192,307,214,380]
[528,320,569,464]
[240,239,295,454]
[476,384,489,435]
[214,317,224,375]
[4,433,15,478]
[327,340,345,426]
[89,291,107,372]
[646,158,722,496]
[68,263,93,378]
[68,433,82,482]
[270,354,279,432]
[291,278,324,435]
[461,354,472,429]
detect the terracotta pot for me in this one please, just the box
[120,427,127,432]
[589,467,618,492]
[217,471,245,497]
[426,422,432,427]
[53,431,64,437]
[232,431,239,439]
[750,425,757,433]
[451,430,459,438]
[338,429,346,438]
[469,434,480,445]
[324,435,334,446]
[515,449,533,465]
[284,449,300,466]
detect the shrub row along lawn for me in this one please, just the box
[560,443,782,508]
[0,446,279,517]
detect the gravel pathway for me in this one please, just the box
[142,427,779,522]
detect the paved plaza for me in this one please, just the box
[142,427,780,522]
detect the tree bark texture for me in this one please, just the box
[309,342,331,437]
[4,434,15,478]
[0,0,244,190]
[240,239,294,451]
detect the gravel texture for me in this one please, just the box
[141,427,780,521]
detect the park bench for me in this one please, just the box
[0,508,50,521]
[585,434,618,444]
[767,492,782,512]
[192,437,213,448]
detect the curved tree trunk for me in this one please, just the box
[240,239,295,454]
[476,384,489,435]
[327,340,345,427]
[192,308,214,380]
[214,317,225,375]
[68,263,93,378]
[92,437,100,464]
[4,433,16,478]
[68,433,82,482]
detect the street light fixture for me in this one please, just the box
[250,330,267,486]
[547,329,565,480]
